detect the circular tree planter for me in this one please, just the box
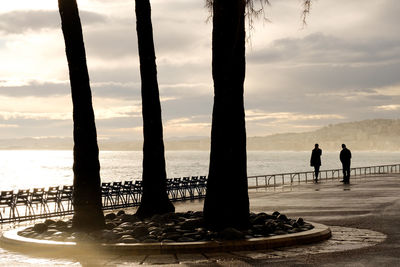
[1,222,331,255]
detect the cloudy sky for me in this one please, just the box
[0,0,399,141]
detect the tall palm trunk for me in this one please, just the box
[134,0,175,218]
[58,0,105,230]
[203,0,249,230]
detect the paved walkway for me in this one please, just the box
[1,174,400,266]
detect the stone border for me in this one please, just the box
[1,222,331,254]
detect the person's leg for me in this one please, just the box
[343,164,349,183]
[346,165,351,183]
[315,166,320,182]
[342,165,346,182]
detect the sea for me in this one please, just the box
[0,150,399,191]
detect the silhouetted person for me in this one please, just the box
[340,144,352,184]
[310,144,322,183]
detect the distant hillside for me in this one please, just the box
[247,119,400,151]
[162,118,400,151]
[0,119,399,151]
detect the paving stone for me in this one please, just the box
[143,254,178,265]
[217,260,253,266]
[109,255,147,265]
[231,250,269,259]
[176,253,208,263]
[204,252,252,266]
[204,252,241,261]
[70,253,122,266]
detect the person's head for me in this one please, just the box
[342,144,346,149]
[315,143,319,148]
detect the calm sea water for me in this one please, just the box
[0,150,399,191]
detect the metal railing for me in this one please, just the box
[0,176,207,224]
[248,163,400,189]
[1,163,399,223]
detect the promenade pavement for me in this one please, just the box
[1,174,400,266]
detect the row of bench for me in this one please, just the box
[0,176,207,223]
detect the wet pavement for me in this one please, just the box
[1,174,400,266]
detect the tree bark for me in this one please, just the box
[58,0,105,230]
[134,0,175,218]
[203,0,250,230]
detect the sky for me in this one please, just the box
[0,0,399,141]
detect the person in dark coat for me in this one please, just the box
[340,144,352,184]
[310,143,322,183]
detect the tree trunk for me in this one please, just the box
[203,0,249,230]
[58,0,105,230]
[134,0,175,218]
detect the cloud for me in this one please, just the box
[70,0,211,61]
[0,80,69,97]
[0,116,72,138]
[0,79,141,99]
[245,31,400,116]
[95,105,141,120]
[83,25,138,59]
[0,0,399,140]
[0,94,141,122]
[80,22,209,63]
[246,110,344,123]
[375,85,400,96]
[248,32,400,67]
[0,10,107,34]
[0,124,18,128]
[245,33,400,108]
[163,116,211,138]
[0,110,70,121]
[0,102,144,139]
[161,95,213,121]
[374,105,400,111]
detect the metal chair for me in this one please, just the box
[45,186,62,216]
[111,182,125,208]
[122,181,136,207]
[166,178,176,201]
[30,188,46,218]
[189,176,199,199]
[14,189,34,221]
[101,182,114,209]
[171,178,184,200]
[59,185,73,213]
[197,176,207,197]
[133,180,142,204]
[0,190,15,223]
[172,178,182,200]
[181,177,191,200]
